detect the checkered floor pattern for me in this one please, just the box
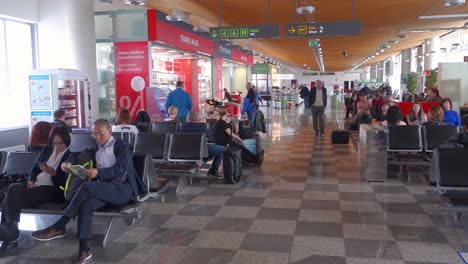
[3,107,468,264]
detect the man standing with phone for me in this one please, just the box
[308,80,327,137]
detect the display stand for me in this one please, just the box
[359,124,388,182]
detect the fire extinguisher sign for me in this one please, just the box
[114,41,149,119]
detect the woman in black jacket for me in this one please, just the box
[0,126,71,255]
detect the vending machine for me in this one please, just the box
[29,69,92,130]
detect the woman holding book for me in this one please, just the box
[0,126,71,256]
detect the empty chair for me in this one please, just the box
[2,152,39,176]
[387,125,422,152]
[134,133,168,161]
[0,151,7,173]
[167,133,205,161]
[69,133,95,153]
[434,149,468,190]
[423,125,458,152]
[151,122,178,134]
[112,131,136,147]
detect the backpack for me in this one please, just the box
[242,98,252,114]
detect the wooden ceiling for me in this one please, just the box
[147,0,468,71]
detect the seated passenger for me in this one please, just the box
[26,121,53,152]
[373,102,389,123]
[112,108,139,135]
[382,106,407,127]
[180,111,225,179]
[52,109,72,132]
[405,102,427,125]
[214,108,263,165]
[423,106,447,127]
[351,93,372,123]
[207,108,219,120]
[164,106,179,122]
[31,119,139,264]
[442,98,461,127]
[0,126,71,255]
[132,110,151,132]
[224,88,233,102]
[449,114,468,149]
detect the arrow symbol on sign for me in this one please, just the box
[211,30,218,38]
[288,27,296,34]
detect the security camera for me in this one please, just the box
[342,51,348,57]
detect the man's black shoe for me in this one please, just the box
[0,241,18,257]
[0,223,19,242]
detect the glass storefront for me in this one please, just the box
[95,42,116,121]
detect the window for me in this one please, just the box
[0,18,34,130]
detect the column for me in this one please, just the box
[424,36,440,71]
[370,64,377,80]
[377,61,384,81]
[416,45,424,74]
[36,0,99,120]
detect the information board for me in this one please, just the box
[210,25,280,40]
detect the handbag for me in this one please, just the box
[60,150,94,201]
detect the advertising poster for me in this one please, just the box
[114,41,150,119]
[31,111,53,127]
[29,75,52,109]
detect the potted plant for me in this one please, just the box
[406,72,420,94]
[425,69,438,89]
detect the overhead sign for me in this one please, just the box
[308,39,319,47]
[379,43,388,49]
[286,21,362,37]
[272,74,295,80]
[252,63,270,74]
[210,25,280,40]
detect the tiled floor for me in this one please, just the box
[3,106,468,264]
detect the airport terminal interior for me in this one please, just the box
[1,0,468,263]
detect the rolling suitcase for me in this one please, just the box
[223,145,243,184]
[331,130,350,144]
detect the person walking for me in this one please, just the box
[165,81,193,122]
[308,80,327,136]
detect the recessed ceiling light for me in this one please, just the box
[99,0,113,4]
[125,0,147,5]
[396,34,408,39]
[444,0,465,7]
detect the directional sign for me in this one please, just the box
[286,21,362,37]
[210,25,280,40]
[379,43,388,49]
[309,39,319,47]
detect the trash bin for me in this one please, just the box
[280,94,288,109]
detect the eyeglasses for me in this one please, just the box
[52,141,65,146]
[92,131,108,137]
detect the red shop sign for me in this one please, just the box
[173,61,181,72]
[232,49,253,65]
[114,41,149,119]
[165,61,173,71]
[148,10,213,56]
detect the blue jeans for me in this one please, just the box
[208,145,225,175]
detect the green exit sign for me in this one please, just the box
[379,43,388,49]
[309,39,319,47]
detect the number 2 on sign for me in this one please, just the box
[120,95,142,117]
[319,26,324,33]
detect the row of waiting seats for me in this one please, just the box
[0,150,154,246]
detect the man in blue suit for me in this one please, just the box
[165,81,193,122]
[31,119,139,264]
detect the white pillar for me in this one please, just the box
[370,64,377,79]
[401,49,411,75]
[37,0,99,120]
[424,37,440,71]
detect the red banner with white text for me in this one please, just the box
[114,41,150,120]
